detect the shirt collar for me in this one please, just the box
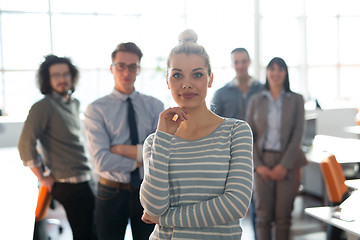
[231,76,254,87]
[111,88,139,102]
[51,92,71,104]
[261,89,291,99]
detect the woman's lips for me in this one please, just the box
[180,92,197,98]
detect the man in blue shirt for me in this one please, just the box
[84,42,164,239]
[211,48,263,120]
[211,48,263,240]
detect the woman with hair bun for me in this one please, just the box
[139,29,254,239]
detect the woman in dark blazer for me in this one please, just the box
[246,57,307,240]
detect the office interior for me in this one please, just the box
[1,0,360,239]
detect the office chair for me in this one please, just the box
[35,185,52,222]
[320,154,350,240]
[34,185,63,240]
[320,154,349,204]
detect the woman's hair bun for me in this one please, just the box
[178,29,198,44]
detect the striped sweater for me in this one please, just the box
[140,118,253,240]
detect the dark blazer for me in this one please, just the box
[246,91,307,170]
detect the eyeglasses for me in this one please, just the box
[112,62,140,73]
[50,72,71,80]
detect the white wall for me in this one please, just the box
[0,118,24,148]
[315,108,358,139]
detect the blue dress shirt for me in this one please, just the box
[263,90,286,151]
[84,89,164,183]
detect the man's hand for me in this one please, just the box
[30,166,55,192]
[142,211,159,224]
[39,175,55,192]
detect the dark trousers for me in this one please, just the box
[52,181,97,240]
[95,182,154,240]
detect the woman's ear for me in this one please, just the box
[208,73,214,88]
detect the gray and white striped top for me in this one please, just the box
[140,118,253,240]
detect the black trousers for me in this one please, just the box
[95,182,154,240]
[52,181,97,240]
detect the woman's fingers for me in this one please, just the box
[157,107,188,134]
[141,211,156,224]
[163,107,188,122]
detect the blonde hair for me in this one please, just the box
[167,29,212,76]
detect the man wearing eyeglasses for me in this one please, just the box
[18,55,97,240]
[84,42,164,240]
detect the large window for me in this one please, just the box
[0,0,359,118]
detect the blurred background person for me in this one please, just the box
[211,47,263,120]
[246,57,307,240]
[211,47,262,239]
[84,42,164,240]
[18,55,97,240]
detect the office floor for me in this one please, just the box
[45,192,327,240]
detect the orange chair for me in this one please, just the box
[35,185,52,222]
[34,185,63,239]
[320,154,348,203]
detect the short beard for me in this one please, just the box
[53,89,71,96]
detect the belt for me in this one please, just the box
[263,149,281,153]
[99,177,136,191]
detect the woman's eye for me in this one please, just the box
[172,73,182,78]
[193,72,203,78]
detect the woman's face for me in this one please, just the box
[266,63,286,89]
[167,53,213,109]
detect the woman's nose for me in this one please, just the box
[182,78,192,89]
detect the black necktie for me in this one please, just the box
[127,98,141,188]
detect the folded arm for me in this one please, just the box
[84,106,137,174]
[140,122,253,228]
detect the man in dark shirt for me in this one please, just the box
[18,55,96,240]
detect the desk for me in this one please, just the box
[0,147,38,239]
[345,179,360,190]
[305,190,360,240]
[305,207,360,240]
[306,135,360,164]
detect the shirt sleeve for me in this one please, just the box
[136,144,143,162]
[151,99,165,131]
[210,90,224,116]
[84,103,136,174]
[140,131,172,216]
[18,101,49,166]
[22,158,42,168]
[140,121,253,228]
